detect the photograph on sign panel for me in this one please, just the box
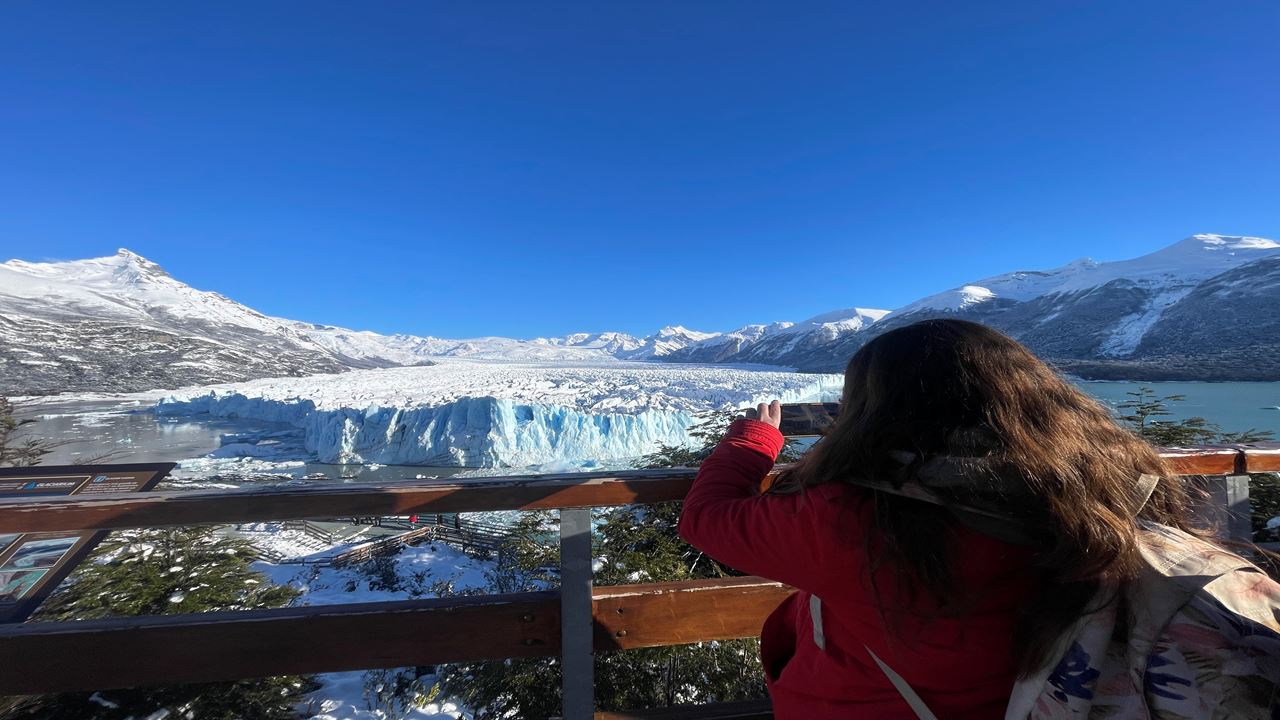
[0,569,48,600]
[0,535,80,570]
[0,534,21,555]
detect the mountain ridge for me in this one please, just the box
[4,233,1278,395]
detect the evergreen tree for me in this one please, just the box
[1114,388,1279,544]
[1251,474,1280,542]
[1116,387,1273,446]
[3,528,313,720]
[0,397,52,467]
[431,511,564,719]
[432,411,776,717]
[34,527,299,618]
[637,410,807,469]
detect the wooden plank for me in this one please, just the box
[1244,444,1280,473]
[0,468,703,534]
[596,699,773,719]
[1159,446,1241,475]
[1,445,1269,535]
[328,525,442,567]
[0,577,790,695]
[0,592,560,695]
[593,577,791,651]
[1159,442,1280,474]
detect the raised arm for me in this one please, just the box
[676,407,842,593]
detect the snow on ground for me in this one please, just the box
[156,357,831,414]
[1097,285,1197,356]
[232,522,379,562]
[301,671,462,720]
[0,249,287,333]
[155,359,844,467]
[257,542,495,719]
[256,541,493,607]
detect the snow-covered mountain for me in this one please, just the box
[0,250,403,395]
[5,233,1278,396]
[0,249,782,395]
[662,308,890,366]
[757,234,1280,379]
[293,324,722,364]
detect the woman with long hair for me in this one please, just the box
[678,319,1280,719]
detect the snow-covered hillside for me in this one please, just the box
[662,307,890,365]
[0,249,771,395]
[156,359,844,467]
[902,234,1279,313]
[0,248,850,394]
[7,233,1279,395]
[813,233,1280,379]
[693,234,1280,379]
[0,250,430,395]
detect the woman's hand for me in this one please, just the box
[755,400,782,429]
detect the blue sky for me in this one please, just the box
[1,1,1277,338]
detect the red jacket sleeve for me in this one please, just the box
[677,418,842,594]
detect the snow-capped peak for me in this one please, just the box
[653,325,719,341]
[1185,233,1280,252]
[0,248,294,336]
[786,307,890,331]
[4,247,168,282]
[901,234,1280,313]
[114,247,163,266]
[109,249,175,288]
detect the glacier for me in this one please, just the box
[154,359,844,467]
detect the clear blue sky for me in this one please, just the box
[1,1,1277,338]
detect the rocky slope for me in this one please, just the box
[0,250,422,395]
[744,234,1280,379]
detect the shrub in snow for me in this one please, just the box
[6,527,313,719]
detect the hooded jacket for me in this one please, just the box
[677,419,1280,719]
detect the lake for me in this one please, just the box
[1078,381,1280,437]
[17,381,1280,486]
[17,398,471,488]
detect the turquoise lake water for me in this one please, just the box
[1077,381,1280,438]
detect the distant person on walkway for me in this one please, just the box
[679,319,1280,719]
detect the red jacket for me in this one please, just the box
[677,419,1037,719]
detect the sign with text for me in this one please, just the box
[0,463,175,623]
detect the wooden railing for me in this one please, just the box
[4,443,1274,534]
[0,442,1277,718]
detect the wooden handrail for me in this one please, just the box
[0,577,789,695]
[0,442,1274,705]
[0,467,700,534]
[0,444,1276,535]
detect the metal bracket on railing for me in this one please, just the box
[1190,474,1254,542]
[1217,475,1253,542]
[559,507,594,719]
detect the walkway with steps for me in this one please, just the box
[235,514,513,566]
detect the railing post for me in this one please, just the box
[1219,475,1253,542]
[1194,474,1253,542]
[559,507,594,719]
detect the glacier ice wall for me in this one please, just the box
[155,376,842,467]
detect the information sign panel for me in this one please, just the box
[0,463,175,623]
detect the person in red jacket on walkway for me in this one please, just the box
[677,319,1208,719]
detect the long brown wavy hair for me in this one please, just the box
[775,319,1203,675]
